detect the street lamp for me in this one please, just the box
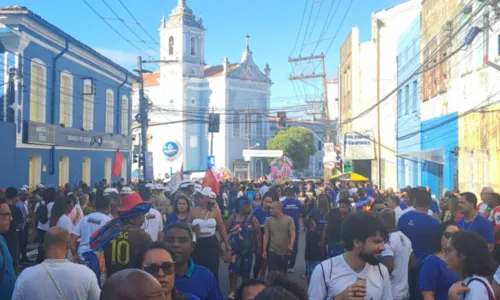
[248,143,260,149]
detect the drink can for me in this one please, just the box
[356,277,366,287]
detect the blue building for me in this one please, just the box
[0,6,137,189]
[396,16,421,189]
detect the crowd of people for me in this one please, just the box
[1,178,500,300]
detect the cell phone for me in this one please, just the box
[356,277,366,287]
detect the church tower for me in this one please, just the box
[159,0,205,78]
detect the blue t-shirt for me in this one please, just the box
[456,215,495,243]
[253,206,270,231]
[430,200,440,214]
[419,254,459,300]
[164,213,188,231]
[308,208,328,233]
[0,236,16,299]
[399,200,407,210]
[282,198,303,232]
[398,211,440,263]
[175,259,223,300]
[327,190,337,206]
[245,190,256,202]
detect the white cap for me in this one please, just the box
[209,191,217,199]
[194,184,202,193]
[20,187,28,192]
[179,180,194,189]
[145,183,154,188]
[103,187,119,196]
[21,184,29,190]
[201,187,212,197]
[36,184,45,189]
[121,187,133,195]
[154,184,165,190]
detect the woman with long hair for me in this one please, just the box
[419,221,460,300]
[49,196,74,234]
[136,241,199,300]
[190,188,231,282]
[165,196,191,227]
[321,207,344,258]
[308,194,330,233]
[446,231,495,300]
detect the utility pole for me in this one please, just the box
[210,107,214,156]
[375,19,383,188]
[135,57,178,180]
[136,56,149,179]
[289,54,332,179]
[247,105,251,179]
[288,54,331,143]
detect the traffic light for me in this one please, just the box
[277,112,286,128]
[335,145,341,162]
[133,154,139,163]
[139,154,144,166]
[208,113,220,133]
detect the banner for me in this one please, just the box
[343,131,376,160]
[323,143,336,163]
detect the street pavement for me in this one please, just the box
[217,231,308,298]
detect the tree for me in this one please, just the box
[267,126,317,171]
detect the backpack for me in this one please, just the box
[465,278,495,300]
[82,249,107,288]
[36,203,49,224]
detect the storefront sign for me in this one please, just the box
[23,121,131,150]
[343,131,376,160]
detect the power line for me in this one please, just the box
[290,0,310,56]
[117,0,160,45]
[81,0,154,58]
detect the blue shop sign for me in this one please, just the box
[163,141,179,158]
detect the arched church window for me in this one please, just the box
[190,36,197,56]
[169,36,174,55]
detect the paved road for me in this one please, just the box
[217,232,308,298]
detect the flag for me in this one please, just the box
[180,163,184,180]
[111,151,123,177]
[167,172,182,194]
[202,167,220,196]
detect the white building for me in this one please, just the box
[132,0,272,179]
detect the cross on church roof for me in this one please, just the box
[246,34,250,50]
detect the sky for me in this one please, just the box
[8,0,406,114]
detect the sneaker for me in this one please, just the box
[228,292,235,300]
[287,268,294,273]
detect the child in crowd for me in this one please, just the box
[304,217,322,284]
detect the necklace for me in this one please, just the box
[462,215,477,230]
[44,259,69,264]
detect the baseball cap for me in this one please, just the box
[238,197,250,207]
[209,191,217,199]
[145,183,154,189]
[194,184,202,194]
[120,192,150,212]
[153,184,165,190]
[179,180,194,189]
[103,187,119,196]
[201,187,212,197]
[121,187,133,195]
[36,183,45,189]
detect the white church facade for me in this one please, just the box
[132,0,272,179]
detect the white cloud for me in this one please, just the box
[93,47,156,69]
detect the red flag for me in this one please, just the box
[202,167,220,196]
[111,151,123,177]
[180,163,184,180]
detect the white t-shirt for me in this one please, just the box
[394,207,404,224]
[402,206,433,216]
[141,208,163,242]
[36,202,54,231]
[494,265,500,284]
[381,231,413,300]
[11,260,100,300]
[72,212,111,259]
[56,215,73,234]
[461,275,494,300]
[308,254,393,300]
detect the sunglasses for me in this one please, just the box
[443,232,453,240]
[143,262,175,277]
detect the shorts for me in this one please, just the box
[229,251,253,277]
[306,261,320,278]
[267,251,288,274]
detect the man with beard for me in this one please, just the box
[308,212,392,300]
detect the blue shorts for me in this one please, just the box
[229,251,253,277]
[306,261,320,278]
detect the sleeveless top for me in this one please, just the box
[228,214,255,253]
[192,218,217,238]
